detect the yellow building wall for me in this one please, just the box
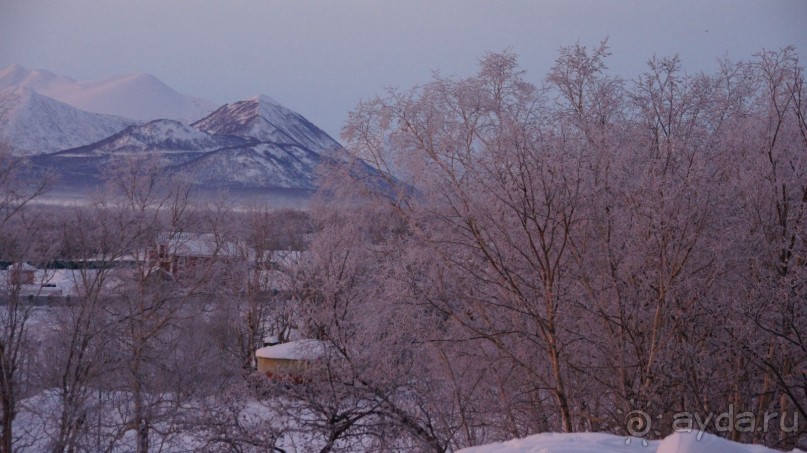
[257,357,308,376]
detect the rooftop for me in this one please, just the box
[255,339,327,361]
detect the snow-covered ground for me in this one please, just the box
[458,431,804,453]
[14,392,344,452]
[0,268,101,297]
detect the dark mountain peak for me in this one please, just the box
[191,95,341,152]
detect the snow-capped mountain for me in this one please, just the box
[0,86,133,155]
[33,94,346,192]
[0,64,76,94]
[1,64,353,194]
[192,95,341,152]
[53,73,216,123]
[0,64,216,123]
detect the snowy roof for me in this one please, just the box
[255,339,326,361]
[6,262,36,271]
[156,232,239,258]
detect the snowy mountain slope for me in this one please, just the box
[25,89,353,193]
[42,139,327,191]
[171,142,323,189]
[0,64,216,123]
[192,95,341,152]
[0,86,133,155]
[37,94,344,189]
[53,73,217,123]
[34,119,250,186]
[0,64,75,94]
[56,119,246,156]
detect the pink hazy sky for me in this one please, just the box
[1,0,805,138]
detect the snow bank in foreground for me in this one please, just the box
[458,432,658,452]
[657,431,800,453]
[458,431,803,453]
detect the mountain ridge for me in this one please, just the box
[0,86,134,156]
[2,63,354,196]
[31,95,345,192]
[0,64,216,123]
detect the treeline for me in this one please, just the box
[0,41,805,452]
[291,42,806,451]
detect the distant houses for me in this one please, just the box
[0,232,304,305]
[148,232,302,289]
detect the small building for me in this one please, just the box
[6,263,35,285]
[255,339,327,378]
[148,232,238,278]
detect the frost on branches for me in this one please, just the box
[0,42,805,452]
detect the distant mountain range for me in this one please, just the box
[0,64,348,195]
[0,64,216,122]
[0,86,133,155]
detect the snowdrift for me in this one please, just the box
[458,431,804,453]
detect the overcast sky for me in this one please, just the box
[1,0,806,138]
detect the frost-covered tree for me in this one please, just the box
[316,44,807,449]
[0,142,53,453]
